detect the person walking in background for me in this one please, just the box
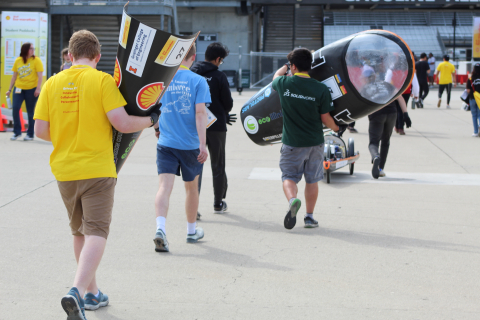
[272,48,344,230]
[191,42,234,215]
[415,53,430,108]
[34,30,160,320]
[435,55,456,109]
[60,48,72,71]
[369,96,411,179]
[428,53,436,86]
[6,42,43,141]
[395,73,418,135]
[466,64,480,137]
[153,44,210,252]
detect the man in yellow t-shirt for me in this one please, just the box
[34,30,161,320]
[435,55,456,109]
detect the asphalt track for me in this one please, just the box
[1,88,479,320]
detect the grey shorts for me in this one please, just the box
[279,143,325,184]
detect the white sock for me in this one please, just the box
[187,222,196,235]
[306,213,313,219]
[156,216,166,233]
[95,290,100,298]
[289,198,296,205]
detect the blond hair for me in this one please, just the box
[186,42,196,60]
[68,30,101,60]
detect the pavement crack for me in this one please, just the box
[413,127,470,173]
[0,180,55,209]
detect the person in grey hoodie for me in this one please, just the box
[191,42,235,215]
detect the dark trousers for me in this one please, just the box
[368,112,397,170]
[438,84,452,104]
[396,93,410,130]
[12,87,38,136]
[419,82,429,100]
[198,130,228,204]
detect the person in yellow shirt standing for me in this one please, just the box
[34,30,161,320]
[6,42,43,141]
[435,55,457,109]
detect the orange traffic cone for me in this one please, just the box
[19,109,26,132]
[0,107,5,132]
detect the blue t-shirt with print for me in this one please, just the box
[158,69,211,150]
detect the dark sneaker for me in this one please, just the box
[284,198,301,230]
[23,135,34,141]
[10,134,21,141]
[196,211,201,220]
[213,201,228,214]
[153,229,169,252]
[61,287,87,320]
[348,127,358,133]
[186,227,204,243]
[304,216,319,228]
[372,156,380,179]
[84,290,109,311]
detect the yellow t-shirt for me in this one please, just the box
[33,65,126,181]
[436,61,455,85]
[12,56,44,90]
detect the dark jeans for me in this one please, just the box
[12,87,38,136]
[198,130,228,204]
[368,112,397,170]
[438,83,452,104]
[419,82,429,100]
[396,93,410,130]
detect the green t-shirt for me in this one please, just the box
[272,75,334,147]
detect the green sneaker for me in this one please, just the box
[154,229,169,252]
[84,290,109,311]
[304,216,319,228]
[284,198,301,230]
[186,227,204,243]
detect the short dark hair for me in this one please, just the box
[472,64,480,80]
[443,55,450,61]
[287,48,312,72]
[205,42,229,62]
[420,52,427,59]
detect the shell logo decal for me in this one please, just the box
[136,82,164,111]
[113,58,122,88]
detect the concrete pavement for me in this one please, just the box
[1,88,479,320]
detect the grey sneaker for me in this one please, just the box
[446,105,451,109]
[379,170,386,177]
[23,135,34,141]
[84,290,109,311]
[213,201,228,214]
[186,227,204,243]
[153,229,169,252]
[304,216,319,228]
[10,134,21,141]
[284,198,301,230]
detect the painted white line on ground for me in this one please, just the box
[248,168,480,186]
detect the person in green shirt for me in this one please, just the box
[272,48,344,230]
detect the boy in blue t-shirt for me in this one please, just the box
[153,44,211,252]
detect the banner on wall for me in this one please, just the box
[113,6,199,173]
[1,11,48,108]
[473,17,480,59]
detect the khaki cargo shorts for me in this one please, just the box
[57,177,116,239]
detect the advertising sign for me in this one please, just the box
[1,11,48,108]
[474,17,480,59]
[113,8,199,173]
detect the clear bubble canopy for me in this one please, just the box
[345,33,409,105]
